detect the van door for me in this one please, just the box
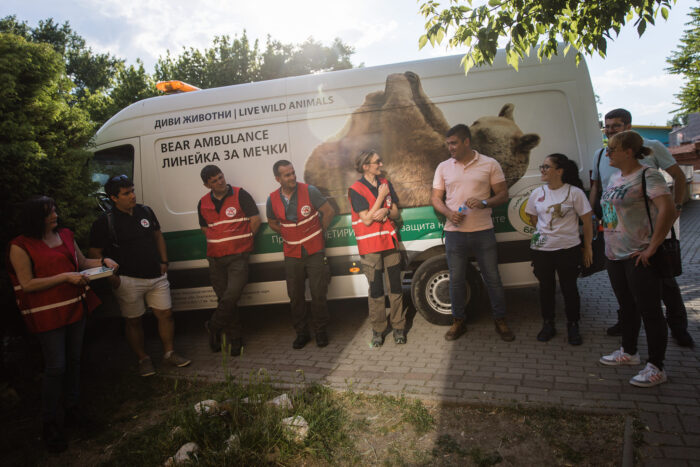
[90,138,142,204]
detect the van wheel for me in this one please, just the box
[410,255,482,326]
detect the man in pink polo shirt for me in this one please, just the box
[431,124,514,342]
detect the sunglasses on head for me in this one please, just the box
[109,174,129,183]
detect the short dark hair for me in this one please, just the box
[273,159,292,176]
[445,124,471,141]
[20,195,56,239]
[104,174,134,198]
[200,165,222,183]
[604,108,632,125]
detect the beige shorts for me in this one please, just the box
[112,274,172,318]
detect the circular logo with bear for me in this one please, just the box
[140,218,150,228]
[300,205,311,217]
[385,196,392,207]
[225,207,237,218]
[506,184,540,237]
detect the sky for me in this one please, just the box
[2,0,694,126]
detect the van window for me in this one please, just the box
[91,145,135,191]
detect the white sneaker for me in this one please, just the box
[599,347,641,366]
[629,363,667,388]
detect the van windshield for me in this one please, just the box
[90,144,135,191]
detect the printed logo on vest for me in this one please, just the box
[225,207,237,218]
[386,196,392,207]
[141,218,150,228]
[300,205,311,217]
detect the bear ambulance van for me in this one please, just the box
[90,48,601,325]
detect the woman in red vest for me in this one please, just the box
[349,150,406,347]
[8,196,118,452]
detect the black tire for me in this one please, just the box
[410,254,482,326]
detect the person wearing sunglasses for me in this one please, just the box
[525,154,593,345]
[348,150,406,347]
[88,175,190,377]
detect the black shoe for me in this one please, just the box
[371,331,385,347]
[393,329,406,344]
[64,406,101,434]
[672,330,695,348]
[606,322,622,337]
[43,420,68,453]
[567,321,582,346]
[537,321,556,342]
[205,320,221,352]
[222,336,243,356]
[315,331,329,348]
[293,334,311,349]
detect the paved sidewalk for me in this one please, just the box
[86,201,700,465]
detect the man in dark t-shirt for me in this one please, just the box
[89,175,191,376]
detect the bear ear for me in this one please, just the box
[498,103,515,120]
[517,133,541,152]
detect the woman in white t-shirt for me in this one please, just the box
[526,154,593,345]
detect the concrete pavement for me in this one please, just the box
[85,201,700,465]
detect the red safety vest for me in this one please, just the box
[200,187,255,257]
[349,178,398,255]
[269,183,324,258]
[8,229,100,334]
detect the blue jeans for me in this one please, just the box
[36,316,87,422]
[445,229,506,319]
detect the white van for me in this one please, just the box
[90,48,601,325]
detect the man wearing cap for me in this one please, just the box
[89,175,191,376]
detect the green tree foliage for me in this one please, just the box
[0,33,98,248]
[418,0,676,72]
[0,15,123,99]
[155,32,354,88]
[666,4,700,118]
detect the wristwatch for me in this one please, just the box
[481,200,488,208]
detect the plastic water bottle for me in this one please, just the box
[458,202,468,214]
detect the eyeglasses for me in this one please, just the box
[606,146,617,153]
[539,164,552,171]
[369,158,383,165]
[604,123,625,131]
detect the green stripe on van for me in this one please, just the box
[163,205,516,262]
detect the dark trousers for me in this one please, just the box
[284,251,329,335]
[36,315,87,422]
[602,231,687,332]
[207,253,249,338]
[606,258,667,369]
[531,245,581,323]
[360,249,405,333]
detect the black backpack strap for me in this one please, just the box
[107,211,119,249]
[596,147,605,179]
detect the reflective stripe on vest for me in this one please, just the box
[200,187,254,257]
[269,182,324,258]
[348,178,398,255]
[8,229,100,333]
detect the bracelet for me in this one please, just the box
[160,261,169,266]
[101,258,107,267]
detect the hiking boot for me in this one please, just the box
[567,321,582,346]
[393,329,407,345]
[606,321,622,337]
[629,363,667,388]
[537,321,556,342]
[222,336,243,356]
[42,420,67,453]
[138,356,156,377]
[163,352,191,368]
[494,318,515,342]
[293,334,311,349]
[599,347,641,366]
[205,320,221,352]
[444,319,466,341]
[672,330,695,348]
[316,331,329,348]
[371,330,385,347]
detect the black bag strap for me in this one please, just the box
[641,167,677,240]
[596,147,605,178]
